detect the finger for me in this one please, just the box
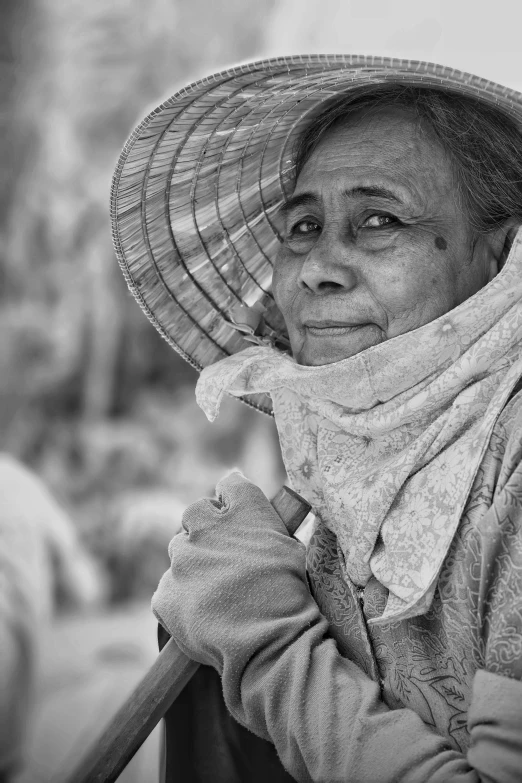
[216,472,290,535]
[181,495,223,534]
[215,470,268,509]
[180,476,246,535]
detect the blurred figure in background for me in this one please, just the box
[3,454,185,783]
[0,454,102,782]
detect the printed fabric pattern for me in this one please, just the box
[306,390,522,750]
[197,229,522,623]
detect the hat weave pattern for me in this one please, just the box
[111,54,522,414]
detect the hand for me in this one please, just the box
[153,473,481,783]
[152,472,314,677]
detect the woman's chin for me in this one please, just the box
[295,326,384,366]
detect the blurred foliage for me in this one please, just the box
[1,0,284,600]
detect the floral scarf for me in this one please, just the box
[196,230,522,623]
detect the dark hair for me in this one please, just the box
[293,85,522,234]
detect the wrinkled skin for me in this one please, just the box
[273,106,511,366]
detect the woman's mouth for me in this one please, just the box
[305,322,364,336]
[295,322,384,365]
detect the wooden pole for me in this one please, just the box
[68,485,311,783]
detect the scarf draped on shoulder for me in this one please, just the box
[196,230,522,624]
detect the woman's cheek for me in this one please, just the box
[272,252,297,321]
[380,266,455,335]
[272,262,307,357]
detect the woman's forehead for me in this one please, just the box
[303,106,443,167]
[294,109,454,204]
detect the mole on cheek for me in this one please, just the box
[434,236,448,251]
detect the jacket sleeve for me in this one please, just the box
[224,462,522,783]
[153,469,522,782]
[230,604,522,783]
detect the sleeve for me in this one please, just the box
[235,626,479,783]
[153,469,522,782]
[224,461,522,783]
[230,588,522,783]
[467,671,522,783]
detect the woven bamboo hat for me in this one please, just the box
[111,54,522,413]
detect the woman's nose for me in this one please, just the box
[298,239,358,294]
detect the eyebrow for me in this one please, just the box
[279,193,320,217]
[279,185,404,217]
[344,186,404,203]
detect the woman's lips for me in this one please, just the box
[305,322,365,336]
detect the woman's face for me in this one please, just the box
[273,106,501,366]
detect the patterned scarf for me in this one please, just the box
[196,230,522,623]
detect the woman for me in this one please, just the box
[112,57,522,781]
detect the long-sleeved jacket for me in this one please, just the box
[154,388,522,782]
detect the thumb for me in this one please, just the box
[216,470,271,511]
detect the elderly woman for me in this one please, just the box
[112,57,522,782]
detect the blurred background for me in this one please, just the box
[2,1,520,780]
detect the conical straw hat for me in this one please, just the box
[111,54,522,414]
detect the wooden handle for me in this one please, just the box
[271,484,311,536]
[68,485,311,783]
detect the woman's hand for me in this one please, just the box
[152,472,522,783]
[152,472,471,783]
[152,471,314,676]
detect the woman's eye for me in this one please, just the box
[292,220,321,235]
[361,214,397,229]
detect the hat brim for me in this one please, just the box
[111,54,522,415]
